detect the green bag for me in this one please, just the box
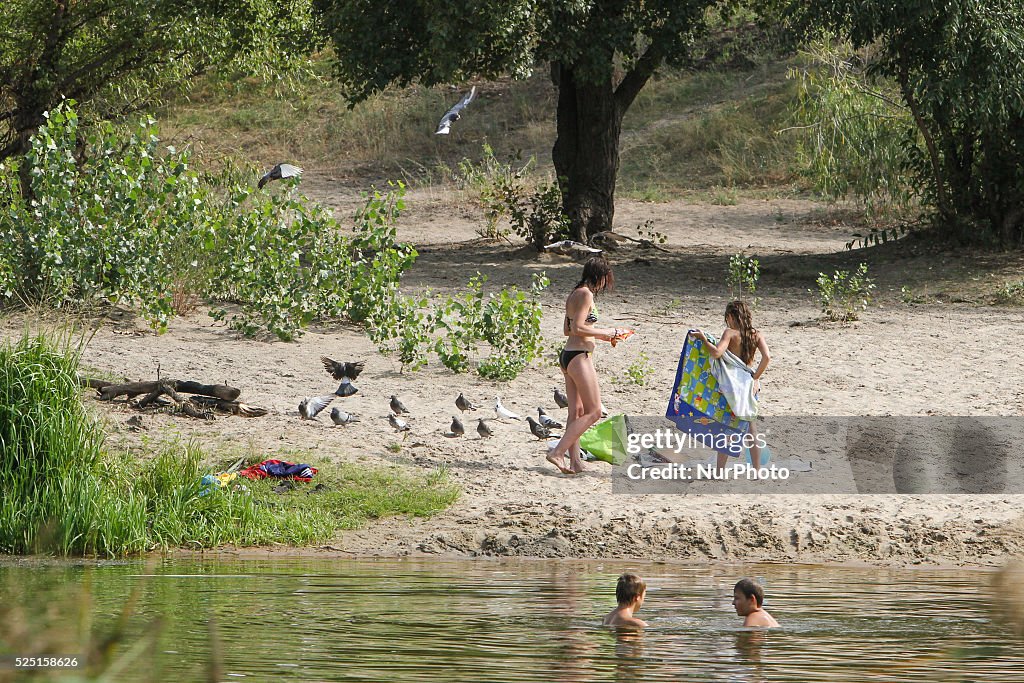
[579,414,628,465]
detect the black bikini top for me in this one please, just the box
[566,309,598,327]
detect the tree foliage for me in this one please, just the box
[313,0,725,238]
[0,102,415,341]
[786,0,1024,245]
[0,0,321,163]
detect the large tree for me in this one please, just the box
[0,0,319,165]
[787,0,1024,245]
[314,0,719,240]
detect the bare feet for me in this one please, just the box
[569,460,587,474]
[545,452,574,475]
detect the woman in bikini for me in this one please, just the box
[547,257,625,474]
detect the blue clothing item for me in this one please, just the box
[262,462,315,479]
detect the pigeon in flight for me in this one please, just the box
[435,86,476,135]
[553,387,569,409]
[390,395,410,415]
[542,240,604,257]
[527,416,551,440]
[455,393,477,413]
[495,397,521,421]
[538,407,564,429]
[450,416,465,436]
[258,163,303,189]
[477,418,493,438]
[388,413,410,432]
[334,378,358,397]
[330,407,359,425]
[299,395,334,420]
[321,357,365,381]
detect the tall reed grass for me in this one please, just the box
[0,332,459,557]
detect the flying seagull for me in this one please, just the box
[321,357,365,381]
[258,163,303,189]
[299,395,334,420]
[435,86,476,135]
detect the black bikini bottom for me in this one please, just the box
[559,349,590,371]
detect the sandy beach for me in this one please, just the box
[7,185,1024,567]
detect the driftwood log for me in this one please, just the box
[189,396,269,417]
[94,380,241,402]
[134,380,214,420]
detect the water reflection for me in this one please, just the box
[0,557,1021,682]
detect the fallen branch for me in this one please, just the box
[189,396,269,417]
[97,380,241,402]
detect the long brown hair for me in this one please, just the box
[726,300,757,364]
[574,256,614,293]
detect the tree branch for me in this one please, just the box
[895,58,950,218]
[614,44,663,115]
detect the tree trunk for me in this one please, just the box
[551,63,623,242]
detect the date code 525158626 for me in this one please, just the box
[1,655,83,669]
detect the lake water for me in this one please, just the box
[1,557,1021,682]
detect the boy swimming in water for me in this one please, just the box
[603,573,648,628]
[733,578,779,627]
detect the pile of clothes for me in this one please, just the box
[198,459,317,497]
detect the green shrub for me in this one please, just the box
[816,262,875,321]
[368,272,550,380]
[0,101,416,341]
[476,273,550,380]
[996,280,1024,305]
[727,253,760,303]
[614,351,653,386]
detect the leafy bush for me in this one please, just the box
[477,159,570,249]
[792,3,1024,244]
[0,101,415,341]
[368,272,550,380]
[456,144,533,239]
[615,351,653,386]
[727,253,760,302]
[790,38,917,218]
[475,273,550,380]
[816,262,875,321]
[996,280,1024,305]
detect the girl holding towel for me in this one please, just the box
[694,300,771,468]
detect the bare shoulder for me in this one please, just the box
[613,616,648,628]
[571,287,594,304]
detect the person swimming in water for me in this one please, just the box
[603,573,649,628]
[733,578,779,628]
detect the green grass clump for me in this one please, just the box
[0,332,458,556]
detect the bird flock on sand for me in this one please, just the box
[298,358,579,443]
